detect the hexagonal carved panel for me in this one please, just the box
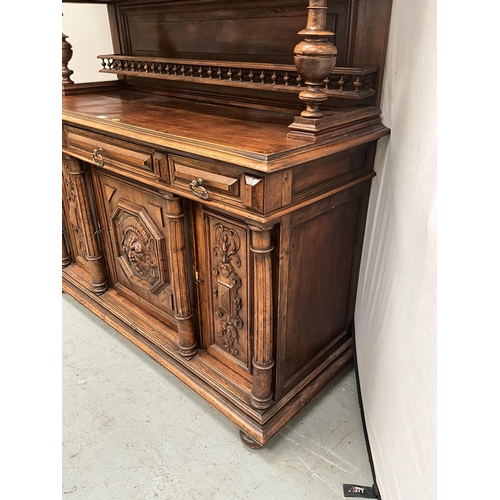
[111,201,169,294]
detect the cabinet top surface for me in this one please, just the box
[62,90,387,172]
[63,90,297,154]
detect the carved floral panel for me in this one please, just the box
[208,216,250,369]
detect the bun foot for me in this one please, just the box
[239,430,263,449]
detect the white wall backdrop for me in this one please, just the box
[62,3,116,83]
[61,2,437,499]
[355,1,437,499]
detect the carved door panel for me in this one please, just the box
[92,170,178,330]
[192,204,253,381]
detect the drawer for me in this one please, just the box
[64,126,162,179]
[168,155,264,212]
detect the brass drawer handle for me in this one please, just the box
[91,147,104,167]
[189,178,209,200]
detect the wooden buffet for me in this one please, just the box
[62,0,392,448]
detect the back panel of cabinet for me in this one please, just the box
[110,0,392,107]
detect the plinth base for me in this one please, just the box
[287,106,383,142]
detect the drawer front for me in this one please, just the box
[168,154,264,212]
[64,126,158,179]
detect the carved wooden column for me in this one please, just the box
[293,0,337,118]
[288,0,342,141]
[63,155,108,294]
[165,196,198,359]
[62,227,72,268]
[249,226,275,410]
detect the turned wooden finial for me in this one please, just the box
[294,0,337,118]
[62,32,75,86]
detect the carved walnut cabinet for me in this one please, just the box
[62,0,392,447]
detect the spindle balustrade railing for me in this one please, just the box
[98,55,378,101]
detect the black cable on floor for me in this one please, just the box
[351,323,381,500]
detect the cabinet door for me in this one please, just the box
[191,203,254,382]
[91,169,179,330]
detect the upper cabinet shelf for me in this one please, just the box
[63,0,393,142]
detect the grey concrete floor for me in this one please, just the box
[62,293,374,499]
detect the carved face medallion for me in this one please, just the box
[110,201,169,293]
[121,225,155,279]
